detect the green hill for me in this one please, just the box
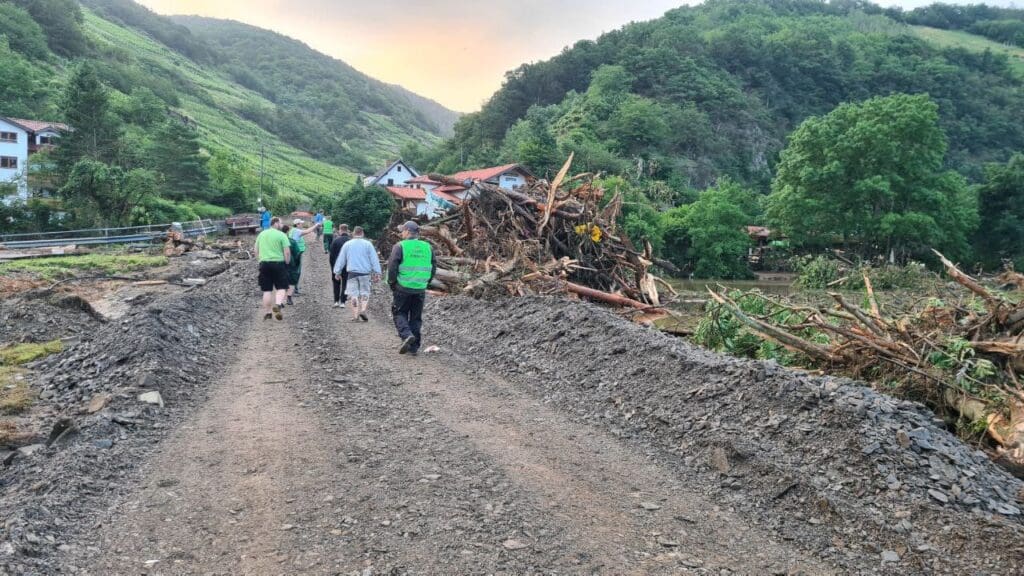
[417,0,1024,190]
[81,9,353,197]
[0,0,458,227]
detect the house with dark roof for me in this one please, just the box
[0,116,70,203]
[363,159,418,188]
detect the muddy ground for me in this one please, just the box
[0,246,1022,575]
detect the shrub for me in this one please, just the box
[793,255,842,289]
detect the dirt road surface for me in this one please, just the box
[73,248,830,575]
[2,245,1010,575]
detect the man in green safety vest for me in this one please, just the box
[322,215,334,254]
[386,220,437,355]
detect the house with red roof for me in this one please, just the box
[386,186,430,216]
[384,162,535,219]
[0,116,69,203]
[450,163,533,194]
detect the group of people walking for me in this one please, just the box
[254,214,435,355]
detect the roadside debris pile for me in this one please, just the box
[382,156,677,324]
[0,265,250,573]
[428,294,1024,574]
[704,251,1024,476]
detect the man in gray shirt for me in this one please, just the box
[332,226,382,322]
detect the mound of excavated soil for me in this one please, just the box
[0,266,251,574]
[428,295,1024,574]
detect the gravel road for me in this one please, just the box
[3,247,1021,575]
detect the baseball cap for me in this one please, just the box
[398,220,420,233]
[293,218,303,225]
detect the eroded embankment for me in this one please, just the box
[0,265,251,575]
[428,295,1024,575]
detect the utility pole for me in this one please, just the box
[258,141,265,207]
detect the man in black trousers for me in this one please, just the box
[328,224,352,308]
[387,221,436,355]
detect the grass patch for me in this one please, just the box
[0,366,34,415]
[0,340,63,366]
[0,254,168,280]
[911,26,1024,78]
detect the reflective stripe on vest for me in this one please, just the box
[397,239,432,290]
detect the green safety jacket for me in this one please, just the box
[397,239,433,290]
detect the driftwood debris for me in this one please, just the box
[381,159,673,322]
[706,252,1024,476]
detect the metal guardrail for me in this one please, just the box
[0,219,225,250]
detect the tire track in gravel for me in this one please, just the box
[307,247,834,575]
[79,313,343,575]
[78,248,834,575]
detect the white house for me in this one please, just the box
[0,116,69,203]
[363,159,418,188]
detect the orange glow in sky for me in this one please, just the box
[135,0,685,112]
[135,1,988,111]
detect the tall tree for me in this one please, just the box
[58,63,121,171]
[59,160,156,227]
[766,93,978,261]
[328,181,395,237]
[975,153,1024,269]
[149,119,209,201]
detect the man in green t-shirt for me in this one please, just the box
[322,216,334,254]
[254,216,291,321]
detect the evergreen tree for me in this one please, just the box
[149,119,209,201]
[58,63,121,171]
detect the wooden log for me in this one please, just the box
[933,249,1005,307]
[707,288,841,364]
[828,292,887,336]
[437,256,481,267]
[538,153,573,235]
[434,267,471,283]
[565,281,659,311]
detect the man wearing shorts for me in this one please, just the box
[254,217,291,320]
[332,226,381,322]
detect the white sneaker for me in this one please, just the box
[332,302,341,308]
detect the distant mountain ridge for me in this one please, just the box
[79,0,459,171]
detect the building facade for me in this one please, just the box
[0,117,68,203]
[363,159,418,188]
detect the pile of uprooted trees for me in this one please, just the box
[380,156,678,326]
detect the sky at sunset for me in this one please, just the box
[137,0,1021,112]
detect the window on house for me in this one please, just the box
[0,132,17,143]
[39,135,53,145]
[387,178,394,186]
[397,165,402,172]
[0,157,18,169]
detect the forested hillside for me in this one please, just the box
[0,0,457,230]
[409,0,1024,272]
[83,0,458,172]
